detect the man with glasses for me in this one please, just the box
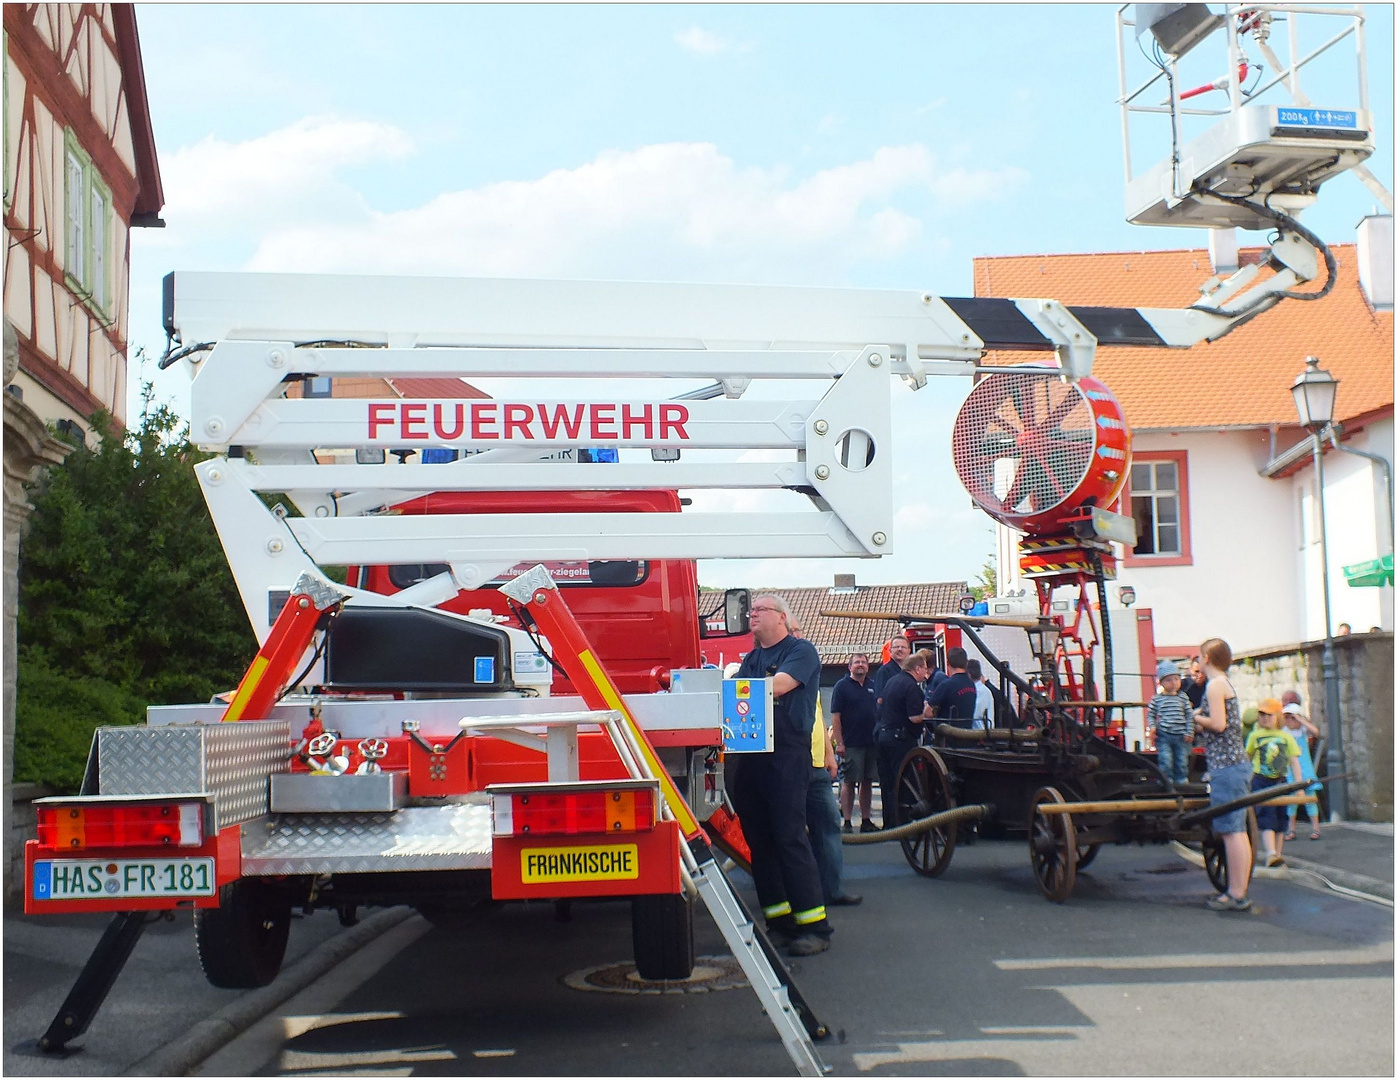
[872,634,911,705]
[729,594,834,956]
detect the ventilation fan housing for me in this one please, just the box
[952,370,1131,536]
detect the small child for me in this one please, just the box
[1244,699,1304,866]
[1147,659,1195,787]
[1281,695,1322,841]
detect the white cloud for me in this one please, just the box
[190,135,1024,282]
[155,116,415,244]
[673,27,750,56]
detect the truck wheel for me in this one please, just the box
[631,893,694,981]
[194,880,292,988]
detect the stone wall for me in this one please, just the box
[6,783,48,910]
[1231,631,1394,822]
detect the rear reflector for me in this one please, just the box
[491,785,656,838]
[37,802,205,851]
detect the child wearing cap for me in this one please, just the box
[1281,694,1322,841]
[1244,699,1304,866]
[1147,659,1195,787]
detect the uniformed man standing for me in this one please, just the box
[728,594,833,956]
[874,650,934,828]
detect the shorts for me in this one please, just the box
[1208,761,1253,836]
[839,745,879,783]
[1251,773,1288,832]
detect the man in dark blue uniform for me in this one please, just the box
[729,594,833,956]
[927,647,978,728]
[873,650,932,829]
[871,634,910,704]
[830,652,879,833]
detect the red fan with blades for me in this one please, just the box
[951,370,1131,536]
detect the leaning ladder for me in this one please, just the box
[500,565,830,1076]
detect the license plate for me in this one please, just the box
[519,844,639,884]
[31,858,216,901]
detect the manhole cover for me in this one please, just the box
[563,954,749,995]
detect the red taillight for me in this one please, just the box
[492,785,656,838]
[36,802,205,850]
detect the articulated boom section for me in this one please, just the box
[167,268,1317,639]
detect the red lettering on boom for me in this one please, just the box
[368,402,395,439]
[538,404,585,440]
[433,403,465,440]
[589,404,617,441]
[621,404,654,440]
[472,402,499,440]
[503,403,535,440]
[659,403,690,440]
[400,403,428,440]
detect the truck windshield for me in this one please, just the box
[386,560,648,590]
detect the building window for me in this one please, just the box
[1123,451,1192,567]
[302,376,333,398]
[62,130,112,321]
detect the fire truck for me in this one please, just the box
[23,7,1378,1069]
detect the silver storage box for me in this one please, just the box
[98,721,290,830]
[269,771,408,813]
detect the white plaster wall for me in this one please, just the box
[1113,430,1301,654]
[1295,415,1394,636]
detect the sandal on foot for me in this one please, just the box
[1310,830,1322,840]
[1284,831,1297,841]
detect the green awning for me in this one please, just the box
[1343,553,1394,587]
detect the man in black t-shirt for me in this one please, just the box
[871,634,910,704]
[830,653,878,833]
[926,646,978,729]
[729,594,833,956]
[873,650,932,829]
[1184,657,1207,710]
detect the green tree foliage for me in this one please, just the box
[14,395,257,791]
[969,557,998,602]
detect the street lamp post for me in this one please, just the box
[1291,356,1348,820]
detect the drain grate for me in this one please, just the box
[563,954,749,995]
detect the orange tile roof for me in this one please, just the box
[703,581,967,664]
[973,245,1393,430]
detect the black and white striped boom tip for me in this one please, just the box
[944,297,1168,350]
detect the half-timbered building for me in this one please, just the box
[4,2,163,439]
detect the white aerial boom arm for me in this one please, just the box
[164,254,1324,641]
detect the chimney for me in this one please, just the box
[1357,213,1393,311]
[830,573,856,594]
[1208,228,1238,274]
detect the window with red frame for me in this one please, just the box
[1127,452,1191,563]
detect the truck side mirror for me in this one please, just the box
[724,589,750,635]
[700,588,751,638]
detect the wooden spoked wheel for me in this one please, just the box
[1074,842,1101,870]
[894,746,957,878]
[1029,786,1077,903]
[1202,807,1262,895]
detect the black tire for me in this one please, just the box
[194,880,292,989]
[631,893,695,981]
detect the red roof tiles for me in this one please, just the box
[974,245,1393,431]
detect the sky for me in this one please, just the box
[126,3,1395,591]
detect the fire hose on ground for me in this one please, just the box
[841,803,993,845]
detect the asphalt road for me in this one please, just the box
[194,836,1394,1077]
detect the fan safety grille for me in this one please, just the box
[952,372,1097,521]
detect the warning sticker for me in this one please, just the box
[520,844,640,883]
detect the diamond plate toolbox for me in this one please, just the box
[98,721,290,830]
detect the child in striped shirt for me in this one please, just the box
[1148,659,1195,788]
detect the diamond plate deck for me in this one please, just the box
[98,722,289,829]
[240,801,493,875]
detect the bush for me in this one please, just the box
[13,655,148,792]
[15,392,258,792]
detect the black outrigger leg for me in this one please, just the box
[36,911,148,1055]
